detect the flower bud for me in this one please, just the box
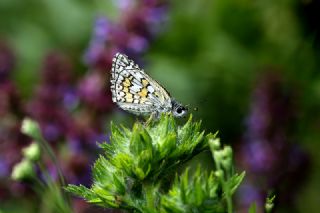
[214,170,224,179]
[209,138,220,151]
[22,142,41,162]
[11,159,35,181]
[21,118,41,140]
[222,146,232,158]
[213,150,223,162]
[221,146,233,170]
[265,195,275,213]
[265,201,274,213]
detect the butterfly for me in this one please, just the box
[110,53,188,118]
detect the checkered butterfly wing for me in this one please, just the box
[110,53,172,115]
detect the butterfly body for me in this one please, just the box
[110,53,187,117]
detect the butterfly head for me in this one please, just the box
[171,99,188,117]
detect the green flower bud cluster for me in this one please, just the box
[11,158,35,181]
[12,118,72,213]
[209,138,245,213]
[210,138,233,173]
[11,142,40,181]
[11,118,43,181]
[66,114,245,213]
[265,195,275,213]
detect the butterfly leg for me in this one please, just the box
[145,111,159,126]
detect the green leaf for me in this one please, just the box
[134,167,146,180]
[227,171,246,195]
[113,173,125,195]
[130,123,153,156]
[158,132,177,159]
[177,115,193,144]
[66,114,245,212]
[154,114,176,140]
[248,202,257,213]
[92,156,112,183]
[110,153,134,176]
[65,185,98,202]
[137,150,152,178]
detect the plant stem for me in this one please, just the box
[36,135,71,207]
[225,186,233,213]
[213,156,233,213]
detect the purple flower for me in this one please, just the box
[83,16,112,66]
[0,160,9,178]
[41,53,73,85]
[26,52,76,143]
[113,0,133,10]
[83,0,168,70]
[94,17,111,42]
[62,86,79,110]
[41,122,64,142]
[0,41,15,82]
[236,70,310,211]
[127,35,149,53]
[236,182,265,212]
[78,72,113,112]
[144,6,168,35]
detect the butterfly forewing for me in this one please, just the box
[110,53,172,115]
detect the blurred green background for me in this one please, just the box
[1,0,320,212]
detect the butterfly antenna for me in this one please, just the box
[190,98,208,112]
[185,104,199,112]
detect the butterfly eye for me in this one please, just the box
[176,107,183,114]
[175,106,186,116]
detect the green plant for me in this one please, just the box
[10,118,72,213]
[66,114,245,213]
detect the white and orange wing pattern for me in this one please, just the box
[110,53,188,117]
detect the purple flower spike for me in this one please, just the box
[94,17,111,42]
[84,0,168,70]
[62,86,79,110]
[0,42,15,82]
[236,70,310,212]
[113,0,134,10]
[0,160,9,178]
[127,35,149,53]
[83,16,112,66]
[78,72,113,112]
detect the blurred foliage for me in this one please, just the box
[147,0,319,142]
[0,0,118,97]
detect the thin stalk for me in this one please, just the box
[36,135,71,207]
[225,184,233,213]
[213,156,233,213]
[143,181,157,213]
